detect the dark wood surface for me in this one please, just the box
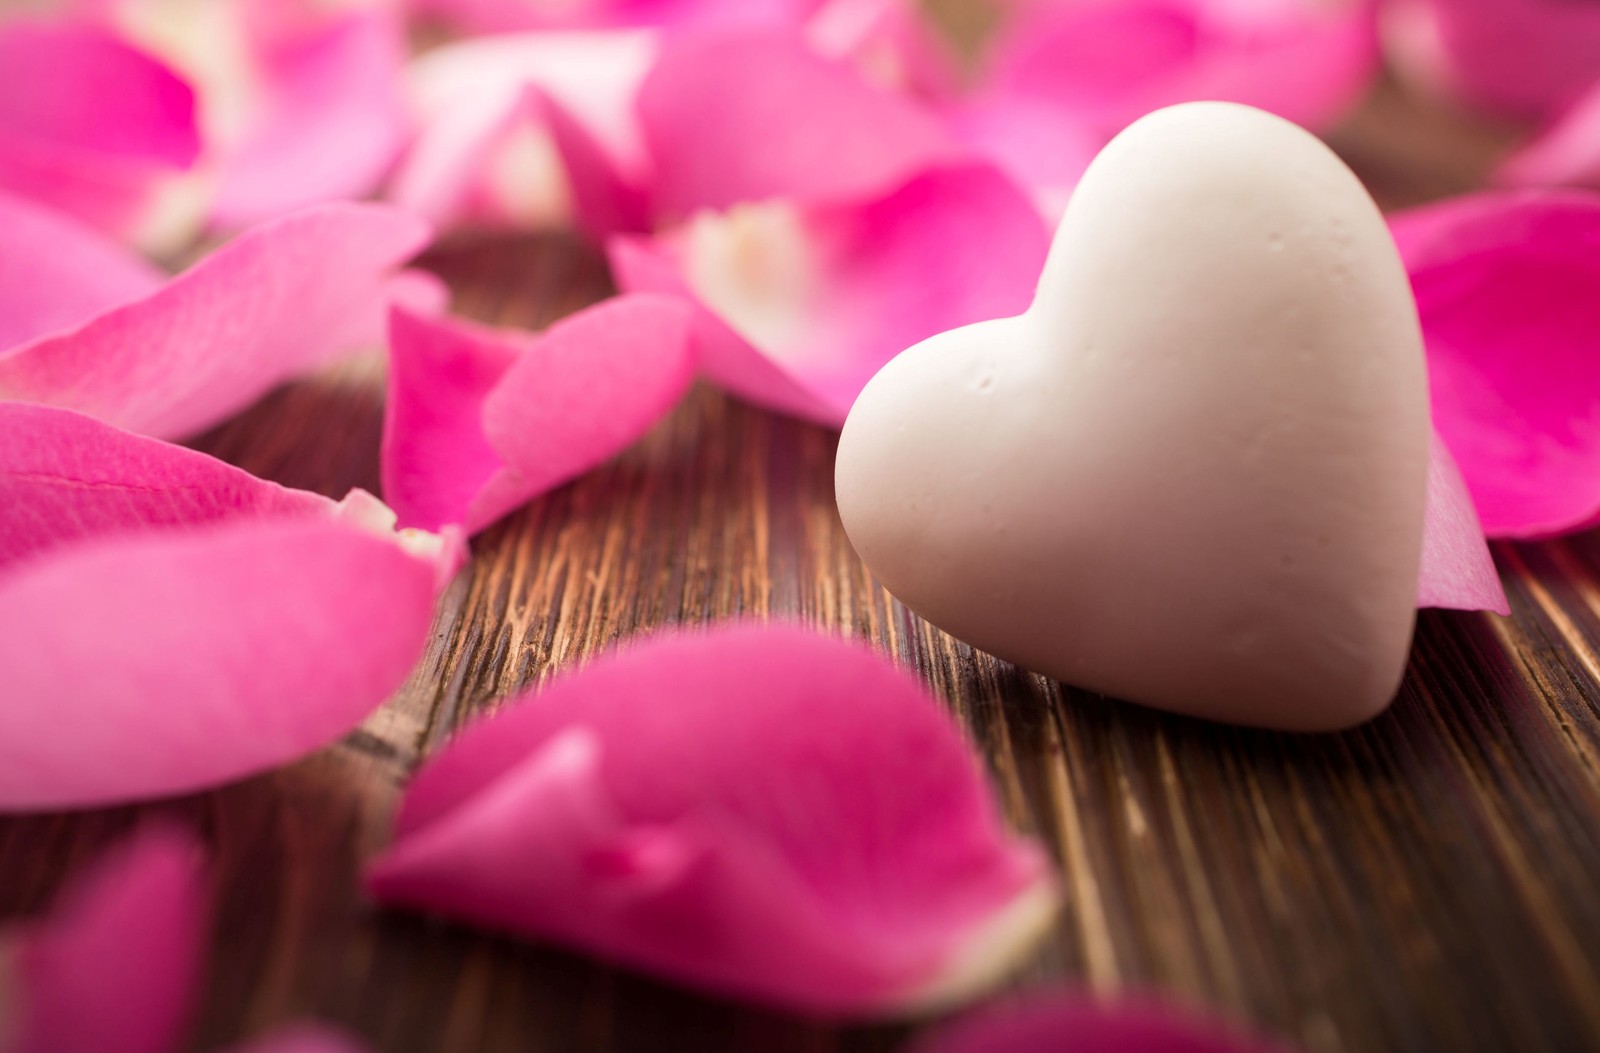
[3,74,1599,1053]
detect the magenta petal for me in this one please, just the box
[1392,190,1600,537]
[610,163,1049,425]
[0,19,200,247]
[638,27,956,217]
[978,0,1376,132]
[4,827,205,1053]
[383,294,696,534]
[0,202,430,440]
[392,31,655,236]
[1381,0,1600,121]
[0,189,163,351]
[209,6,409,229]
[0,402,334,573]
[1419,434,1509,614]
[368,625,1059,1017]
[1498,81,1600,191]
[909,993,1301,1053]
[0,517,449,811]
[607,235,839,423]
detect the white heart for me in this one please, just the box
[836,103,1430,731]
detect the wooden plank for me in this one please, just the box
[3,69,1598,1053]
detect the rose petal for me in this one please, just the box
[908,993,1302,1053]
[1391,190,1600,537]
[0,189,163,351]
[92,0,408,231]
[1498,80,1600,191]
[0,18,202,252]
[0,402,337,573]
[1419,433,1509,614]
[954,0,1376,216]
[383,294,696,534]
[1381,0,1600,121]
[985,0,1376,132]
[610,163,1049,425]
[408,0,823,33]
[2,827,205,1053]
[213,1024,373,1053]
[806,0,961,100]
[0,202,430,440]
[638,27,957,218]
[368,625,1059,1017]
[0,515,453,811]
[392,31,655,237]
[207,4,409,230]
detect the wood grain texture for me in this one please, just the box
[3,78,1599,1053]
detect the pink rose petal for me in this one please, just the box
[0,189,163,351]
[84,0,408,231]
[1381,0,1600,121]
[207,4,409,230]
[909,993,1302,1053]
[0,401,339,572]
[638,27,957,218]
[609,163,1049,425]
[0,515,455,811]
[392,31,655,237]
[383,294,696,534]
[2,827,205,1053]
[807,0,961,100]
[954,0,1376,215]
[0,201,430,440]
[1498,80,1600,191]
[408,0,825,33]
[368,625,1059,1017]
[0,19,201,251]
[1419,434,1509,614]
[1391,190,1600,538]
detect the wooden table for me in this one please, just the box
[3,69,1598,1053]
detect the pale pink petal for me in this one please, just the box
[942,98,1103,223]
[208,5,409,230]
[3,827,205,1053]
[383,294,696,534]
[638,27,957,218]
[0,202,431,440]
[392,31,655,237]
[955,0,1376,213]
[609,163,1049,425]
[408,0,823,33]
[1419,434,1509,614]
[990,0,1376,129]
[909,993,1301,1053]
[213,1024,373,1053]
[1391,190,1600,538]
[0,189,163,351]
[368,625,1059,1017]
[0,19,201,250]
[1498,80,1600,191]
[1381,0,1600,121]
[608,237,838,423]
[0,517,452,811]
[807,0,962,100]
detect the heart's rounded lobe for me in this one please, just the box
[837,102,1430,731]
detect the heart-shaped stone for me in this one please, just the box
[835,102,1430,731]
